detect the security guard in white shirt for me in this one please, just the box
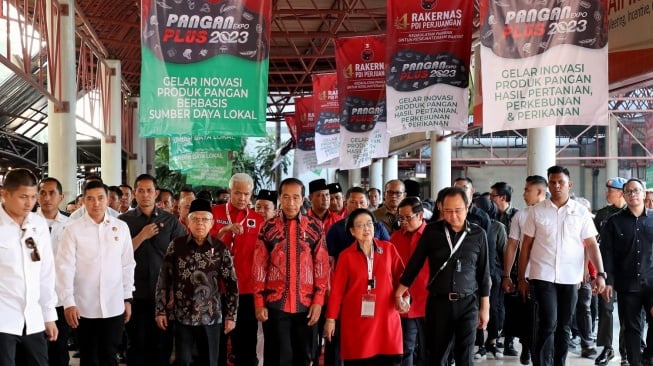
[56,180,136,365]
[37,177,71,366]
[0,168,58,366]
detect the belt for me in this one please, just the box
[434,292,474,301]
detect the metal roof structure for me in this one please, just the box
[0,0,651,174]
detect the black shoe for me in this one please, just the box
[520,349,531,365]
[504,343,519,357]
[595,347,615,365]
[583,348,599,358]
[486,344,504,360]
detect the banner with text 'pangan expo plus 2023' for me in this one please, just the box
[139,0,271,137]
[335,35,390,170]
[479,0,609,133]
[312,73,340,166]
[386,0,474,136]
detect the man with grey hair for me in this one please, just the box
[210,173,265,366]
[374,179,406,234]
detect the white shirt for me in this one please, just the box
[0,205,58,335]
[36,208,71,307]
[56,213,135,319]
[508,207,531,277]
[522,198,598,284]
[69,206,120,220]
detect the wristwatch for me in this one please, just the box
[596,272,607,280]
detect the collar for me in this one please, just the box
[185,233,218,247]
[402,220,427,235]
[355,239,381,255]
[135,206,161,218]
[280,211,303,223]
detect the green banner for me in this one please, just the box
[169,135,242,155]
[170,150,233,171]
[139,0,271,137]
[185,164,232,187]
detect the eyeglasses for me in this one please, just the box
[624,188,644,195]
[442,208,467,215]
[386,190,404,196]
[398,214,417,222]
[354,222,375,229]
[25,237,40,262]
[190,217,213,224]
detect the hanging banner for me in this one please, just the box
[139,0,271,137]
[170,149,233,171]
[479,0,609,133]
[169,135,242,156]
[185,163,232,187]
[386,0,473,135]
[312,73,340,165]
[335,35,389,170]
[293,97,320,172]
[283,114,298,142]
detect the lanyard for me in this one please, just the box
[365,245,374,291]
[444,226,468,262]
[225,201,248,227]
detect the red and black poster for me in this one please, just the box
[335,35,389,170]
[293,96,319,172]
[312,73,340,165]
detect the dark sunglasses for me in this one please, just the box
[25,237,40,262]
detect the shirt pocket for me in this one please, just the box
[0,241,19,265]
[534,216,555,238]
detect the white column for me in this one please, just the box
[348,168,362,187]
[383,155,398,183]
[430,131,451,197]
[606,114,619,178]
[127,97,145,186]
[46,0,77,206]
[369,160,383,190]
[100,60,122,186]
[146,138,156,177]
[527,126,556,177]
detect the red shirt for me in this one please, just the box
[326,240,404,360]
[210,202,264,294]
[390,221,429,318]
[307,208,342,237]
[252,213,330,313]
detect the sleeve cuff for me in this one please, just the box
[43,308,58,323]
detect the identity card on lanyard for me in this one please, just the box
[361,248,376,318]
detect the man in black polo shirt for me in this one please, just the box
[601,178,653,366]
[119,174,187,366]
[397,186,491,366]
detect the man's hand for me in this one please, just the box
[592,276,606,295]
[478,306,490,329]
[307,304,322,326]
[155,315,168,330]
[323,319,335,342]
[224,320,236,334]
[124,302,132,323]
[45,321,58,341]
[64,306,80,328]
[394,296,410,313]
[138,223,159,240]
[602,285,614,302]
[255,307,268,322]
[501,277,515,294]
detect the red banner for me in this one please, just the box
[386,0,474,135]
[312,73,340,164]
[284,114,297,142]
[335,35,389,170]
[293,96,319,171]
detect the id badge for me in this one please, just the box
[361,293,376,317]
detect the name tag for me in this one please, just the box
[361,293,376,317]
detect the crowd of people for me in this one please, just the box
[2,165,653,366]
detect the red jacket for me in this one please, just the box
[252,213,330,313]
[210,202,264,294]
[326,240,404,360]
[307,208,342,236]
[390,221,429,318]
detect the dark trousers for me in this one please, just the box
[175,323,221,366]
[48,306,71,366]
[0,328,48,366]
[575,283,594,349]
[401,317,427,366]
[126,299,174,366]
[426,294,478,366]
[343,354,401,366]
[531,280,577,366]
[264,308,316,366]
[617,290,653,366]
[76,315,124,366]
[232,294,258,366]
